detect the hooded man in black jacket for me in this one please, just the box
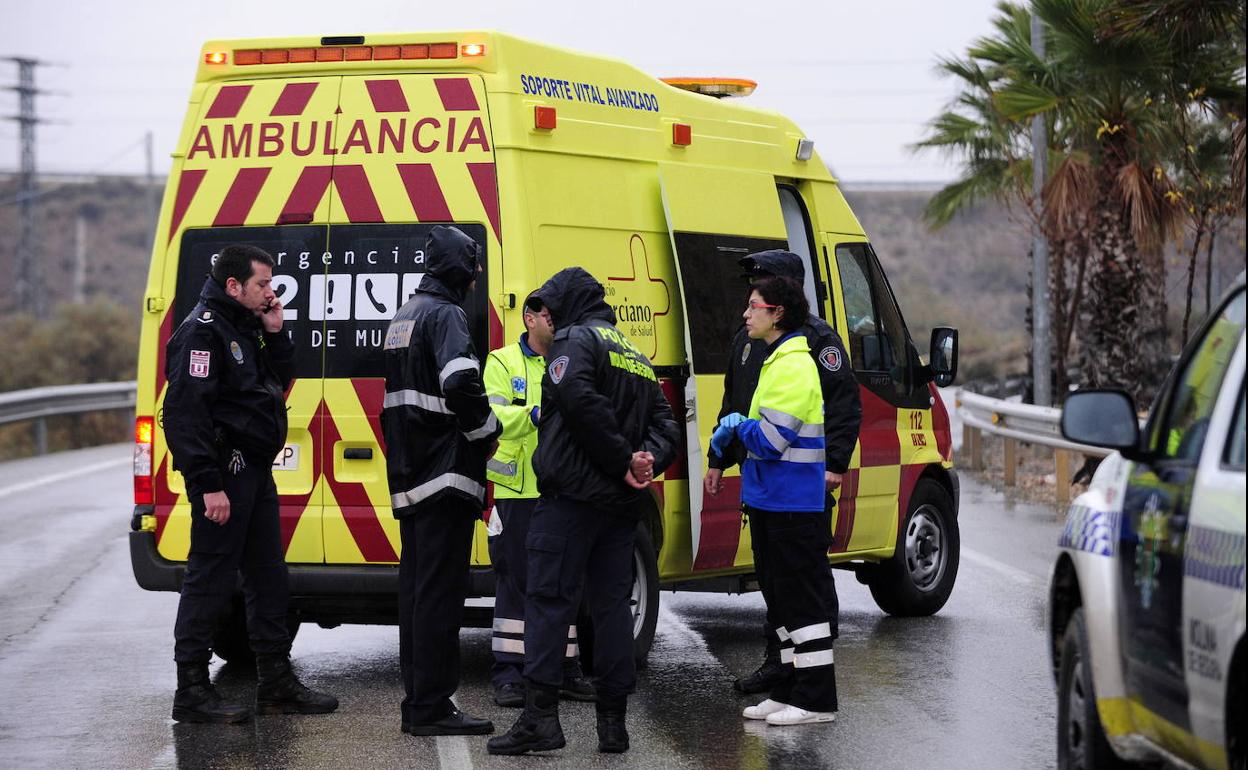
[704,249,862,694]
[165,244,337,724]
[382,225,502,737]
[488,267,680,756]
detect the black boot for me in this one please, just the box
[559,673,597,702]
[172,663,252,724]
[255,654,339,715]
[734,637,785,694]
[486,683,565,755]
[596,697,629,753]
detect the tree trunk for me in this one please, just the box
[1182,219,1206,344]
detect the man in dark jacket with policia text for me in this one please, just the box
[382,225,502,737]
[164,244,337,724]
[704,249,862,694]
[488,267,680,756]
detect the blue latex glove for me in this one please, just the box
[709,424,735,458]
[719,412,746,431]
[529,406,540,426]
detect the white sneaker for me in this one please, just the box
[765,705,837,726]
[742,699,790,720]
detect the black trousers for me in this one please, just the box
[522,497,636,701]
[487,498,580,688]
[752,497,839,651]
[398,498,477,724]
[747,505,839,712]
[173,462,289,665]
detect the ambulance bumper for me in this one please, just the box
[128,530,497,596]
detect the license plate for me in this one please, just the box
[272,444,300,471]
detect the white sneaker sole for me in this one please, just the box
[742,701,789,720]
[766,711,837,726]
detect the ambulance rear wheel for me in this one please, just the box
[868,479,959,616]
[211,594,301,668]
[577,523,660,674]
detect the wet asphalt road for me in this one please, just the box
[0,443,1064,769]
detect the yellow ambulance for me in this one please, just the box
[129,31,962,663]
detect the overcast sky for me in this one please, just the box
[2,0,1003,183]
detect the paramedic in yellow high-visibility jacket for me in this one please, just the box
[484,294,594,708]
[711,275,839,728]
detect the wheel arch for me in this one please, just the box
[1049,552,1082,686]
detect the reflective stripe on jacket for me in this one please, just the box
[483,336,544,498]
[739,333,826,512]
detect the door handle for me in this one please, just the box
[343,448,373,460]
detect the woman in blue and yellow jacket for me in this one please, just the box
[711,275,840,727]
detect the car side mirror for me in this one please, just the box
[1061,390,1141,454]
[928,327,958,388]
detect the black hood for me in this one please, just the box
[420,225,481,303]
[531,267,616,329]
[199,276,260,330]
[739,249,804,282]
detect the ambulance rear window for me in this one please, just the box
[175,224,488,381]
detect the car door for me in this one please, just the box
[1118,287,1245,755]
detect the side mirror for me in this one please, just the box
[928,327,958,387]
[1061,390,1141,452]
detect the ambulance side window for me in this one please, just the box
[776,186,825,318]
[834,243,914,401]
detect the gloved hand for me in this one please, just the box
[709,424,735,458]
[719,412,746,431]
[529,406,540,426]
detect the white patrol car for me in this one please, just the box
[1048,275,1245,770]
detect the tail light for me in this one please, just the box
[134,416,154,505]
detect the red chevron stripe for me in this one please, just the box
[167,169,206,244]
[322,403,398,562]
[930,382,952,462]
[205,85,252,119]
[467,163,501,241]
[365,79,409,112]
[830,468,860,553]
[396,163,452,221]
[350,378,386,450]
[858,388,901,467]
[271,82,318,116]
[333,165,383,223]
[213,167,271,226]
[279,165,333,223]
[435,78,479,111]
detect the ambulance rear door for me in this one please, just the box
[317,74,500,566]
[158,76,344,565]
[658,164,788,572]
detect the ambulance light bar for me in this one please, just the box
[660,77,757,98]
[213,41,484,66]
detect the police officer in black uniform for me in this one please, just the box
[164,244,338,724]
[488,267,680,756]
[704,250,862,694]
[382,225,502,737]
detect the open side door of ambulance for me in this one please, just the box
[658,164,788,572]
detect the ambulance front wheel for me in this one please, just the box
[211,593,301,667]
[576,523,661,674]
[868,479,959,616]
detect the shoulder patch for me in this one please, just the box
[189,350,211,378]
[229,340,244,363]
[818,346,842,372]
[511,376,527,394]
[549,356,570,384]
[384,320,415,350]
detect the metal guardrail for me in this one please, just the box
[954,388,1118,506]
[0,381,137,454]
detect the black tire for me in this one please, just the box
[1057,608,1126,770]
[868,478,959,616]
[211,593,301,666]
[577,524,661,674]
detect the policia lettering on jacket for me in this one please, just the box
[489,268,680,756]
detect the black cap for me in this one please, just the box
[738,249,805,282]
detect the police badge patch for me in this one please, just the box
[819,346,842,372]
[230,340,244,363]
[549,356,570,384]
[189,350,211,378]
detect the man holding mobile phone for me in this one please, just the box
[164,244,337,724]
